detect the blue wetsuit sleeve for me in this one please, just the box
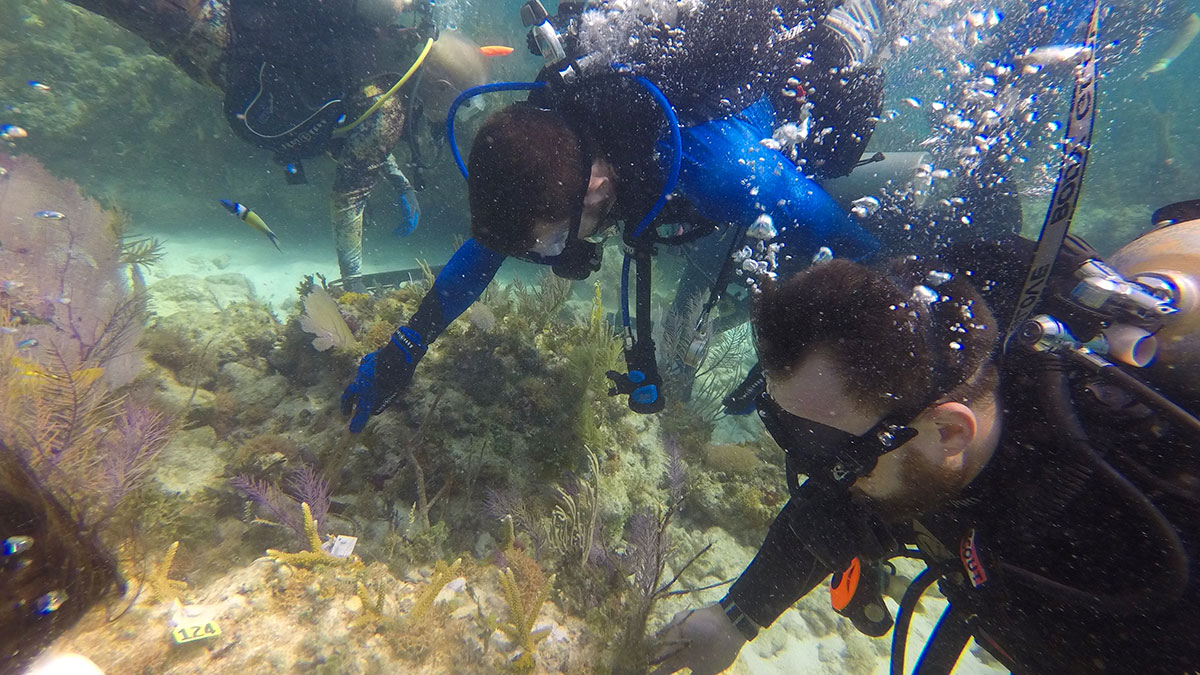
[671,98,879,271]
[407,238,505,341]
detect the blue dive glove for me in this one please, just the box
[341,326,426,432]
[393,186,420,237]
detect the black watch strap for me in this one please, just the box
[719,595,760,641]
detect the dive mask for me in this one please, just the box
[757,391,918,493]
[516,237,603,281]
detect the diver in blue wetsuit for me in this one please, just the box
[342,0,893,432]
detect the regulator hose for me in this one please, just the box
[1006,352,1192,615]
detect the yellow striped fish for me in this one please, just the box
[219,199,281,251]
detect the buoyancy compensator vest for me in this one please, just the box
[222,0,354,166]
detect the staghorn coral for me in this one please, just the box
[145,540,187,602]
[498,548,556,674]
[407,557,463,623]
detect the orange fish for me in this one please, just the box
[479,45,514,57]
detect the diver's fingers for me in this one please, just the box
[652,608,694,641]
[340,388,357,417]
[348,401,372,433]
[648,637,689,667]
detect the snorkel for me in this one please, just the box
[446,67,683,413]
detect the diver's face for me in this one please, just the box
[528,160,617,256]
[766,349,966,519]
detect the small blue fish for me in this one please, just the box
[1,124,28,140]
[34,210,65,220]
[3,535,33,556]
[28,81,51,92]
[35,590,67,614]
[16,338,38,349]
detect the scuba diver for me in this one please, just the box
[62,0,493,284]
[650,199,1200,675]
[342,0,902,431]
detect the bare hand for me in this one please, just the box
[650,604,747,675]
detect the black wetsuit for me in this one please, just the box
[728,239,1200,673]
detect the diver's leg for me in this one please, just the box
[330,95,408,280]
[64,0,230,88]
[660,230,738,400]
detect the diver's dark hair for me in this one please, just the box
[468,104,589,256]
[753,258,999,415]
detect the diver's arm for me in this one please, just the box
[725,498,832,628]
[406,238,506,342]
[342,238,504,432]
[1146,12,1200,75]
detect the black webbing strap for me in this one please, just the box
[1003,1,1102,350]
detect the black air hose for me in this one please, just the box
[890,566,941,675]
[1000,352,1191,615]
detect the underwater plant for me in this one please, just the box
[231,464,331,549]
[510,270,573,332]
[546,446,601,568]
[0,158,178,666]
[688,323,755,424]
[611,500,718,674]
[119,236,167,278]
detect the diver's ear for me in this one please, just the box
[927,401,977,458]
[584,175,613,206]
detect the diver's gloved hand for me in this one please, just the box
[649,603,748,675]
[341,326,425,432]
[394,185,420,237]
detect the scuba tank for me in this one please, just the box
[821,151,933,210]
[1106,200,1200,397]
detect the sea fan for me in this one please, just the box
[287,464,330,535]
[100,401,174,509]
[0,154,144,389]
[298,287,357,352]
[232,464,331,542]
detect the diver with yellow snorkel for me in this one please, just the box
[61,0,499,284]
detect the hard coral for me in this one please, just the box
[703,443,761,475]
[230,433,300,479]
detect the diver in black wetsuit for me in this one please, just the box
[650,204,1200,674]
[61,0,490,281]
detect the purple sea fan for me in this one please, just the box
[230,474,306,541]
[232,464,331,543]
[100,401,174,507]
[625,507,669,599]
[287,464,330,536]
[0,154,143,388]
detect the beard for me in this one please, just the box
[853,451,964,523]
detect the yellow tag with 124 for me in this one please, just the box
[172,620,221,644]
